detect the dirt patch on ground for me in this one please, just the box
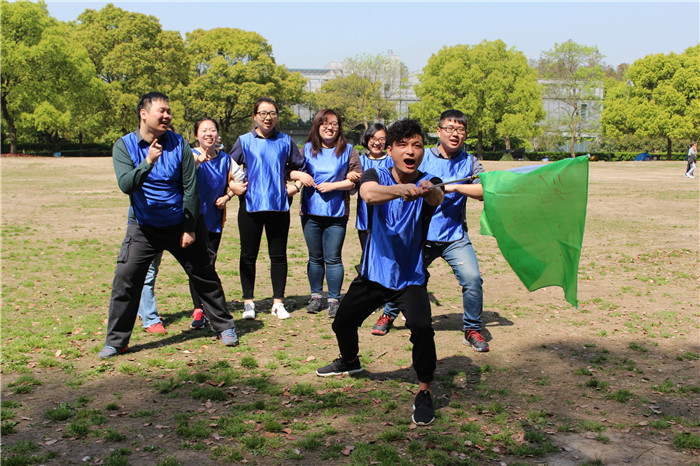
[1,157,698,465]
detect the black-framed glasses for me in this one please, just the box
[321,121,339,129]
[369,137,386,144]
[257,111,278,119]
[439,126,466,135]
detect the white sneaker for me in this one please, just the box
[242,302,256,320]
[272,303,290,320]
[685,173,691,178]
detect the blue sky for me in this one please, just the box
[45,1,699,72]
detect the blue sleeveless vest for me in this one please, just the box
[419,147,475,242]
[121,130,185,227]
[361,168,432,290]
[355,154,393,231]
[193,149,230,233]
[301,143,352,217]
[239,131,293,212]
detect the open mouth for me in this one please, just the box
[403,158,416,169]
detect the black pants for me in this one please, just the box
[332,276,436,383]
[189,231,222,309]
[238,200,290,300]
[106,219,235,348]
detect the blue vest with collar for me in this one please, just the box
[419,146,475,242]
[193,149,230,233]
[238,131,294,212]
[301,143,352,217]
[355,154,393,231]
[121,130,185,227]
[361,167,433,290]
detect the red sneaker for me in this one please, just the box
[145,322,167,334]
[464,330,489,352]
[371,314,394,336]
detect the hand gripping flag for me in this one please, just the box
[479,156,589,307]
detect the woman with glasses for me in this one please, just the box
[229,97,307,320]
[292,109,362,318]
[352,123,392,254]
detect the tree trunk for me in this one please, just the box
[1,103,17,154]
[569,134,576,158]
[666,136,672,161]
[477,130,484,160]
[505,136,511,151]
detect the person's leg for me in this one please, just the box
[137,251,163,328]
[105,224,161,350]
[441,235,483,332]
[238,200,264,301]
[169,219,236,336]
[393,285,436,425]
[189,230,219,309]
[393,286,436,384]
[330,277,386,362]
[264,211,290,302]
[302,215,326,308]
[323,217,347,301]
[440,235,489,352]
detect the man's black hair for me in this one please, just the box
[386,119,424,147]
[136,92,169,118]
[439,109,467,127]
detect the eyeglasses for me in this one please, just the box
[256,111,278,119]
[439,126,466,135]
[369,137,386,145]
[321,121,339,129]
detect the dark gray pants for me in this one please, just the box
[105,219,235,348]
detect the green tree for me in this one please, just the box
[342,52,408,123]
[181,27,306,146]
[602,45,700,159]
[537,40,605,157]
[75,4,189,140]
[1,0,104,153]
[314,74,388,131]
[412,40,544,158]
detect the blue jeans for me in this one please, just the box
[301,215,347,300]
[385,234,483,331]
[137,251,163,328]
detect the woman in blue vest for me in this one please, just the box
[189,117,245,329]
[230,98,307,321]
[354,123,392,254]
[292,109,362,317]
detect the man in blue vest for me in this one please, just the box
[316,119,444,426]
[372,109,489,353]
[99,92,238,359]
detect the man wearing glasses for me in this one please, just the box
[374,109,489,352]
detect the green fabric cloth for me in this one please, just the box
[479,156,589,307]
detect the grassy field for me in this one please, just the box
[1,157,698,465]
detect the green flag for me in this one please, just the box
[479,156,589,307]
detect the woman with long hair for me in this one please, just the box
[229,97,307,320]
[292,109,362,318]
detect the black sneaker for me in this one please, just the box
[412,390,435,425]
[306,296,322,314]
[464,330,490,352]
[316,357,363,377]
[328,300,339,318]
